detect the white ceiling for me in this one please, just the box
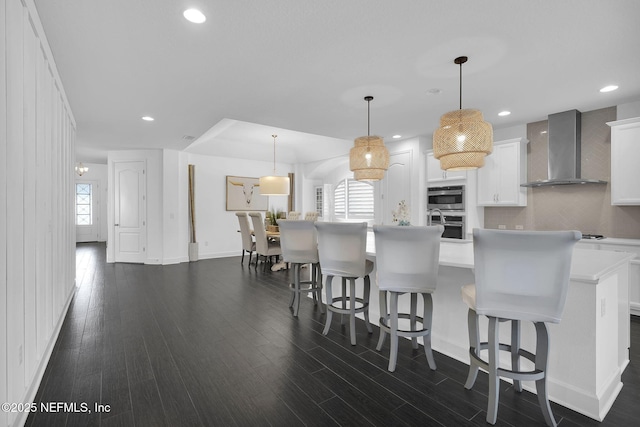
[34,0,640,164]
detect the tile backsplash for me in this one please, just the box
[484,106,640,239]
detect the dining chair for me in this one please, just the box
[461,228,581,426]
[315,222,373,345]
[288,211,301,220]
[304,211,318,221]
[248,212,282,271]
[278,220,324,317]
[235,212,255,265]
[373,224,444,372]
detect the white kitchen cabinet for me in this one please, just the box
[577,239,640,317]
[607,118,640,205]
[426,151,467,183]
[477,137,528,206]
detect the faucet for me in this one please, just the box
[427,208,446,226]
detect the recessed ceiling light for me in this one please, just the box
[392,135,402,139]
[498,111,511,117]
[183,9,206,24]
[599,85,618,93]
[141,116,154,121]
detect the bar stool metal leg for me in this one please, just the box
[289,264,299,316]
[487,316,500,425]
[410,293,418,349]
[389,292,399,371]
[511,320,522,392]
[422,293,436,370]
[464,309,480,389]
[349,278,357,345]
[376,290,388,351]
[363,275,373,333]
[322,276,334,336]
[341,277,347,325]
[535,322,556,427]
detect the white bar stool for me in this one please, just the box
[278,220,323,317]
[373,225,444,372]
[315,222,373,345]
[462,228,581,426]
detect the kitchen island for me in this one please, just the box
[352,236,634,421]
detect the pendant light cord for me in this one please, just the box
[367,99,371,136]
[271,134,277,174]
[363,96,374,138]
[454,56,467,111]
[459,60,463,110]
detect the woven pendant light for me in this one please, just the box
[433,56,493,170]
[259,134,290,195]
[350,96,389,181]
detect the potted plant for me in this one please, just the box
[266,207,283,232]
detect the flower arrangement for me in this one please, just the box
[392,200,411,226]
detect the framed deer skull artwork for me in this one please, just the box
[226,176,269,211]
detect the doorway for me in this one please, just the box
[75,180,100,242]
[113,160,146,263]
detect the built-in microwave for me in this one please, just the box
[427,185,465,211]
[429,214,465,240]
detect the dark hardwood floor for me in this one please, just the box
[26,242,640,426]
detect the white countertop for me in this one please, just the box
[366,231,634,283]
[589,237,640,246]
[437,244,634,283]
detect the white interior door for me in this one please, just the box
[114,161,146,263]
[75,180,100,242]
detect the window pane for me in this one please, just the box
[315,187,323,217]
[332,178,374,221]
[347,179,374,219]
[334,181,345,218]
[76,183,92,225]
[77,214,91,225]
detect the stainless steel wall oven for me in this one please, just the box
[427,185,465,211]
[429,214,465,239]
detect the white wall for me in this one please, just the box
[618,100,640,120]
[75,162,108,242]
[182,152,292,260]
[2,1,77,425]
[105,149,293,264]
[162,150,185,264]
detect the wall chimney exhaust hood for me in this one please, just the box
[521,109,607,187]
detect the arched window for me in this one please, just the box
[333,178,374,220]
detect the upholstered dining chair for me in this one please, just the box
[304,211,318,221]
[278,220,323,317]
[315,222,373,345]
[248,212,282,271]
[287,211,301,220]
[461,228,581,426]
[373,224,444,372]
[235,212,255,265]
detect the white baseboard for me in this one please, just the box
[197,251,238,260]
